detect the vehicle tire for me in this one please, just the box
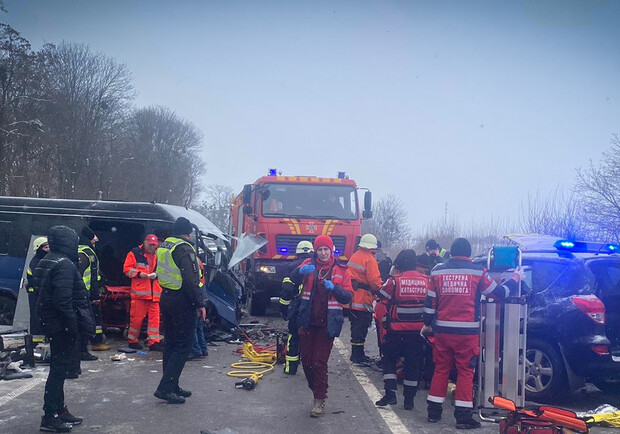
[592,378,620,394]
[0,295,16,326]
[525,338,568,402]
[248,290,268,316]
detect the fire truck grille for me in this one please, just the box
[275,235,346,256]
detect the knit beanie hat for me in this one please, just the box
[451,238,472,258]
[393,249,417,271]
[173,217,193,236]
[313,235,334,252]
[81,226,96,242]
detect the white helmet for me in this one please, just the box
[358,234,378,250]
[296,240,314,254]
[33,236,48,251]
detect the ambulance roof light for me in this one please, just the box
[268,168,277,176]
[554,240,575,250]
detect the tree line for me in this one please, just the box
[0,19,203,206]
[367,133,620,256]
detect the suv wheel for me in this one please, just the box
[525,338,568,402]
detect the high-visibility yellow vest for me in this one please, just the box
[78,245,101,291]
[156,237,195,290]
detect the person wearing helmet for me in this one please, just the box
[346,233,384,363]
[425,239,451,262]
[26,237,49,343]
[280,240,314,375]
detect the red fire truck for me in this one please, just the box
[230,170,372,315]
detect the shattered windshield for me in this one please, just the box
[260,183,358,220]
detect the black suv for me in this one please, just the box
[479,236,620,402]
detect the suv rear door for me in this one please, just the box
[588,259,620,349]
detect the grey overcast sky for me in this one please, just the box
[5,0,620,229]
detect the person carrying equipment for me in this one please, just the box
[422,237,523,429]
[346,233,383,363]
[280,240,314,375]
[154,217,206,404]
[123,234,163,351]
[375,249,430,410]
[27,236,49,344]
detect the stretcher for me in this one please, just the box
[100,286,131,334]
[490,396,588,433]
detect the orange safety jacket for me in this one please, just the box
[346,248,383,312]
[123,245,162,301]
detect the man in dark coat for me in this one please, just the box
[35,225,95,432]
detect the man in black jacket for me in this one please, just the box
[154,217,206,404]
[34,226,95,433]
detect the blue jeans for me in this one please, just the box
[192,316,207,356]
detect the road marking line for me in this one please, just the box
[334,338,411,434]
[0,377,45,407]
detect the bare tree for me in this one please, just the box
[194,184,234,231]
[363,194,411,252]
[519,188,587,240]
[575,133,620,242]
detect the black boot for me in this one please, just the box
[80,352,97,361]
[427,400,443,423]
[351,346,370,364]
[40,414,73,432]
[404,395,414,410]
[375,391,397,406]
[154,390,185,404]
[128,342,143,350]
[403,384,417,410]
[175,388,192,398]
[58,407,83,425]
[455,406,481,429]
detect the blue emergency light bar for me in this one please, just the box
[553,239,620,254]
[268,168,277,176]
[279,247,289,254]
[337,171,346,179]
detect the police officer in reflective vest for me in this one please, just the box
[375,249,430,410]
[26,236,49,344]
[280,240,314,375]
[347,233,383,363]
[78,226,109,360]
[154,217,206,404]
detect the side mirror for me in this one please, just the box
[243,204,253,215]
[364,191,372,212]
[362,210,373,219]
[214,251,222,267]
[242,184,252,204]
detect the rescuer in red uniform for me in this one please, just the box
[123,234,163,351]
[375,249,430,410]
[422,238,523,429]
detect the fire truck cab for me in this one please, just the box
[230,171,372,315]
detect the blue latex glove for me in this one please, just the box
[299,264,316,275]
[323,280,334,291]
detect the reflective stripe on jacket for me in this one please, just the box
[123,245,162,301]
[296,258,354,338]
[423,256,514,335]
[156,237,194,290]
[346,248,383,312]
[378,270,430,332]
[78,245,101,291]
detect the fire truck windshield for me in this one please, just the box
[261,183,358,220]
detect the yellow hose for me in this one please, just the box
[227,343,277,380]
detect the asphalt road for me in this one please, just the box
[1,301,619,433]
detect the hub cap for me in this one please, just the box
[525,349,554,393]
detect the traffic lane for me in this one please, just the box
[0,338,390,432]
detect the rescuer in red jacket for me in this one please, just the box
[422,238,523,429]
[123,234,163,351]
[376,249,430,410]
